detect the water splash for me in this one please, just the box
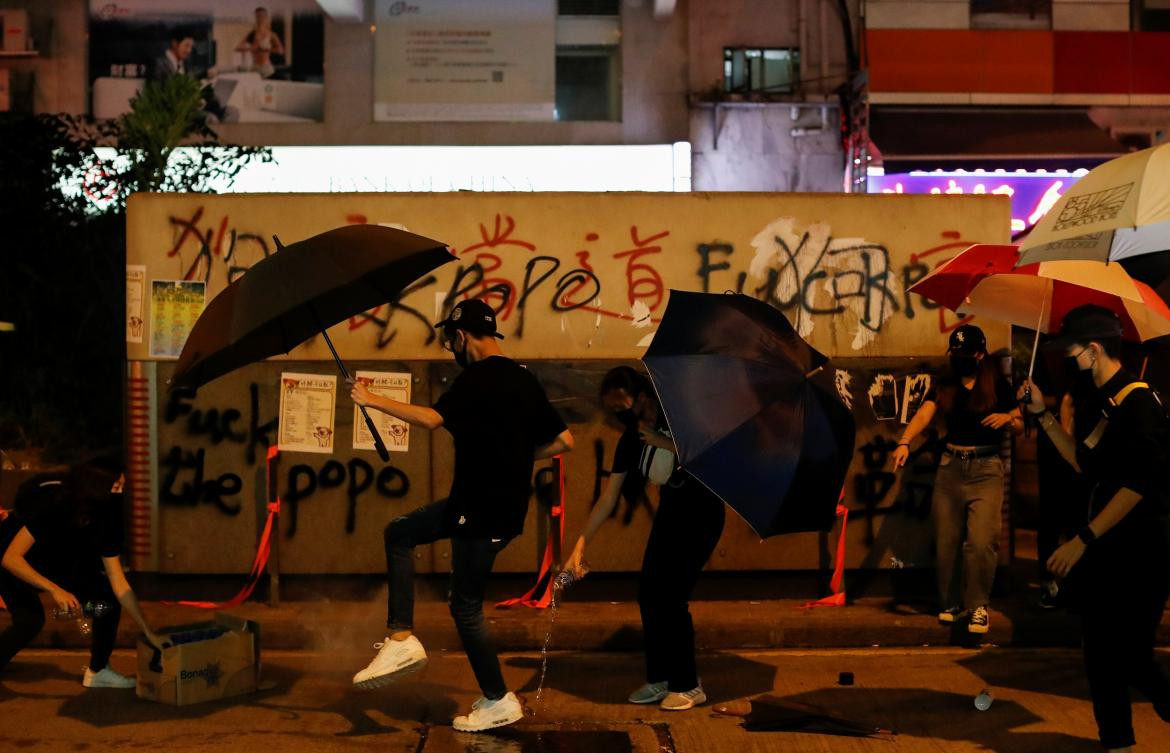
[533,567,587,707]
[534,584,562,705]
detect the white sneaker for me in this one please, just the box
[452,691,524,732]
[627,681,669,704]
[82,665,136,689]
[660,685,706,711]
[352,635,428,689]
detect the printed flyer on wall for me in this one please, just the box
[352,371,412,452]
[278,372,337,454]
[126,265,146,343]
[149,279,205,358]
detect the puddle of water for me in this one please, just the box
[453,729,634,753]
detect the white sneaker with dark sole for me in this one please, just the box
[83,666,136,689]
[660,685,706,711]
[627,681,669,704]
[352,635,428,689]
[452,691,524,732]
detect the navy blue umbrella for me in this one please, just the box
[642,291,855,537]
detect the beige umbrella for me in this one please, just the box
[1017,143,1170,267]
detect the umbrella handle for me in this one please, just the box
[359,405,392,462]
[317,319,392,463]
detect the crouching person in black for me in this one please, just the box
[0,465,165,687]
[1020,304,1170,752]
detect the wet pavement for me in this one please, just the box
[3,646,1169,752]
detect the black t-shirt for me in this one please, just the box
[925,375,1017,447]
[0,496,123,587]
[1077,369,1170,526]
[433,356,567,539]
[611,409,682,486]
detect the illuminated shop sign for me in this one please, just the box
[867,169,1087,233]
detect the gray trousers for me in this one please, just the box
[931,453,1004,610]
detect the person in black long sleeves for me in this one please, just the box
[348,298,574,733]
[1,465,166,686]
[1021,305,1170,752]
[564,365,726,712]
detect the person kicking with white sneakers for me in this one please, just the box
[350,299,574,732]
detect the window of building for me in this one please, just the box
[555,6,621,121]
[723,48,800,96]
[556,47,621,121]
[1138,0,1170,31]
[970,0,1052,30]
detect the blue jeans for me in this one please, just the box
[384,499,510,699]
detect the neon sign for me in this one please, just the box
[867,169,1086,233]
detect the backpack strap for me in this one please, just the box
[1109,381,1149,408]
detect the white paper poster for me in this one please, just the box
[373,0,556,122]
[126,265,146,343]
[352,371,412,452]
[278,372,337,454]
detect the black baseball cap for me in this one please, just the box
[947,324,987,355]
[1047,304,1123,350]
[433,299,504,339]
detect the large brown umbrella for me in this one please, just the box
[171,223,455,460]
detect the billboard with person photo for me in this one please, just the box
[89,0,324,123]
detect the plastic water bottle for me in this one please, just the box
[974,690,994,711]
[555,563,589,591]
[53,600,113,637]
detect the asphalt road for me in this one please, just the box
[2,646,1169,752]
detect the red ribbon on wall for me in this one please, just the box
[496,455,565,610]
[164,445,281,609]
[800,491,849,609]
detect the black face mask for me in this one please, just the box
[615,408,639,428]
[452,334,470,369]
[1064,356,1095,386]
[950,355,979,377]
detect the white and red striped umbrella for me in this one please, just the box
[910,244,1170,342]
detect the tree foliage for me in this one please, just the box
[0,78,270,460]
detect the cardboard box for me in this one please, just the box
[136,613,260,706]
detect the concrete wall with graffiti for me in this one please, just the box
[127,192,1011,574]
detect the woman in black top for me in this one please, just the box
[0,466,165,687]
[891,324,1022,635]
[564,366,725,712]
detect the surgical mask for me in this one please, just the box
[615,408,639,428]
[950,355,978,377]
